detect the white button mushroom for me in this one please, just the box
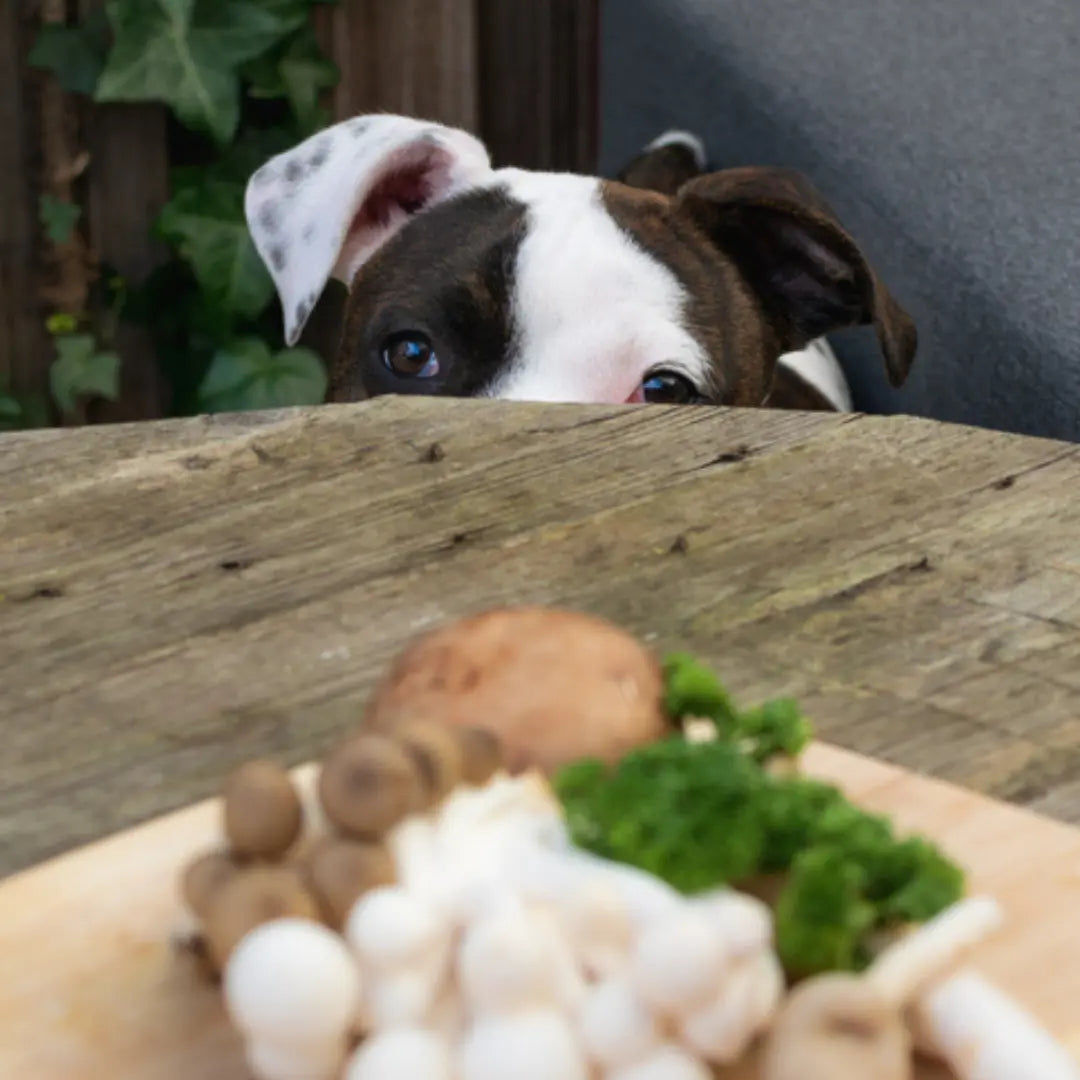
[345,884,450,969]
[245,1040,346,1080]
[223,918,361,1053]
[606,1043,714,1080]
[578,975,663,1069]
[629,908,729,1014]
[679,951,785,1065]
[343,1026,455,1080]
[558,878,635,978]
[457,896,565,1013]
[360,956,451,1030]
[459,1008,589,1080]
[690,889,774,958]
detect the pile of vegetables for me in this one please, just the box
[173,606,1079,1080]
[555,653,966,978]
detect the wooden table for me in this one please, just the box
[3,398,1080,876]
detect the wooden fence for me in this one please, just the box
[0,0,599,424]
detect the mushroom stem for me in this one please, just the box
[914,970,1080,1080]
[866,896,1004,1007]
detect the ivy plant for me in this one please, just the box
[26,0,338,426]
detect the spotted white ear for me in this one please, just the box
[245,114,493,345]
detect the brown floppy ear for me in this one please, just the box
[677,167,917,388]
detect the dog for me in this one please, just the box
[244,115,916,412]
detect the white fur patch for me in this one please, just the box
[776,338,853,411]
[482,169,710,405]
[644,130,708,171]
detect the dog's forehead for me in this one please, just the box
[469,168,710,402]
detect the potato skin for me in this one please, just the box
[363,607,670,773]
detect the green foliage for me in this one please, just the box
[29,0,339,427]
[95,0,313,145]
[49,334,121,414]
[554,657,967,979]
[28,9,111,95]
[39,195,83,245]
[198,337,326,412]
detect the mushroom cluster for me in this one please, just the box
[181,727,789,1080]
[174,607,1079,1080]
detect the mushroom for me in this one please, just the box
[761,895,1008,1080]
[223,918,362,1080]
[455,726,504,787]
[678,950,785,1065]
[300,836,396,929]
[363,606,670,774]
[578,975,663,1070]
[203,866,321,971]
[223,759,303,859]
[760,972,913,1080]
[458,1008,590,1080]
[318,734,425,839]
[394,721,466,805]
[180,849,241,920]
[604,1043,714,1080]
[343,1026,455,1080]
[628,908,732,1014]
[913,970,1080,1080]
[456,896,566,1013]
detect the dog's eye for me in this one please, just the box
[381,333,441,379]
[641,370,700,404]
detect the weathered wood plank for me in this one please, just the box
[477,0,600,170]
[0,2,49,399]
[2,399,1079,873]
[316,0,479,132]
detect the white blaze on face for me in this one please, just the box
[481,169,710,405]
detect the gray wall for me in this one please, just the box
[599,0,1080,440]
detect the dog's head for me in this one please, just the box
[245,114,916,407]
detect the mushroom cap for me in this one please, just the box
[245,1038,345,1080]
[629,910,729,1014]
[181,849,241,920]
[363,607,670,773]
[224,918,362,1049]
[345,885,449,968]
[223,759,303,859]
[317,734,424,839]
[344,1026,454,1080]
[204,866,321,971]
[605,1043,714,1080]
[761,973,912,1080]
[579,975,662,1068]
[394,721,466,805]
[458,1009,589,1080]
[301,837,396,929]
[457,902,563,1013]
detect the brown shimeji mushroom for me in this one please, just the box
[223,760,303,859]
[318,734,425,839]
[455,726,503,787]
[204,865,321,971]
[395,721,466,805]
[301,836,397,930]
[181,850,242,921]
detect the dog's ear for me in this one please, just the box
[245,114,493,345]
[676,167,916,387]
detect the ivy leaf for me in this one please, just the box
[0,394,22,431]
[95,0,309,144]
[50,334,121,413]
[198,338,327,412]
[157,178,273,322]
[242,24,339,133]
[28,9,111,96]
[39,195,83,245]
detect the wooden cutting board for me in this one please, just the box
[1,743,1078,1080]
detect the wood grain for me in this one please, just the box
[0,744,1076,1078]
[2,399,1080,874]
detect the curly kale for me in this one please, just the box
[553,652,967,978]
